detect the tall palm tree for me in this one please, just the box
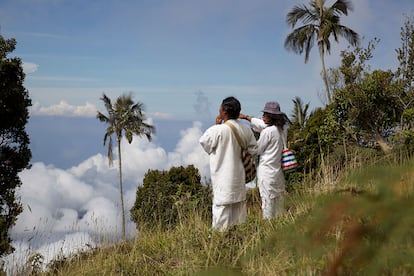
[97,93,155,240]
[285,0,359,104]
[291,96,310,130]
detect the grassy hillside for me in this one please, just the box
[18,158,414,275]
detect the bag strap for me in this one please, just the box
[225,121,245,150]
[277,126,288,149]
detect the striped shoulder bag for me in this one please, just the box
[279,128,298,173]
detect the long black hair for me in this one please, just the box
[264,112,289,128]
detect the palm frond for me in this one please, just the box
[331,0,353,16]
[286,5,315,27]
[285,25,317,55]
[96,111,109,122]
[291,96,310,129]
[101,94,113,114]
[336,25,360,46]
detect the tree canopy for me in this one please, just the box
[0,35,32,257]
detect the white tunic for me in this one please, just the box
[199,119,257,205]
[251,118,286,198]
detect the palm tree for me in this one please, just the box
[97,93,155,240]
[285,0,359,104]
[291,96,310,130]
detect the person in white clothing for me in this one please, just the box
[199,96,257,231]
[240,101,288,219]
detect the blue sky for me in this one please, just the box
[1,0,412,120]
[1,0,414,272]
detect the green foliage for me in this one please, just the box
[284,171,304,193]
[335,69,402,143]
[391,14,414,158]
[390,128,414,160]
[330,39,406,153]
[286,108,326,189]
[286,104,384,191]
[288,108,338,173]
[395,14,414,135]
[340,38,379,85]
[0,34,32,257]
[130,165,212,230]
[290,96,309,130]
[395,14,414,97]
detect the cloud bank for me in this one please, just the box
[2,121,210,274]
[30,101,178,120]
[30,101,98,118]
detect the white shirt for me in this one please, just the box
[250,117,267,132]
[199,119,257,205]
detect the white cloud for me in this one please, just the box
[22,62,39,74]
[30,101,98,117]
[147,112,176,120]
[167,121,209,177]
[2,121,210,274]
[30,101,178,120]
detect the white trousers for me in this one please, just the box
[261,193,284,219]
[212,201,246,231]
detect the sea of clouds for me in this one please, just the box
[2,121,210,274]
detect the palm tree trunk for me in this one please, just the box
[117,137,126,241]
[319,45,331,104]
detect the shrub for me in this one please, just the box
[130,165,212,230]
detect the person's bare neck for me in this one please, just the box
[222,115,231,122]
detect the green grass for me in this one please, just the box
[20,158,414,275]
